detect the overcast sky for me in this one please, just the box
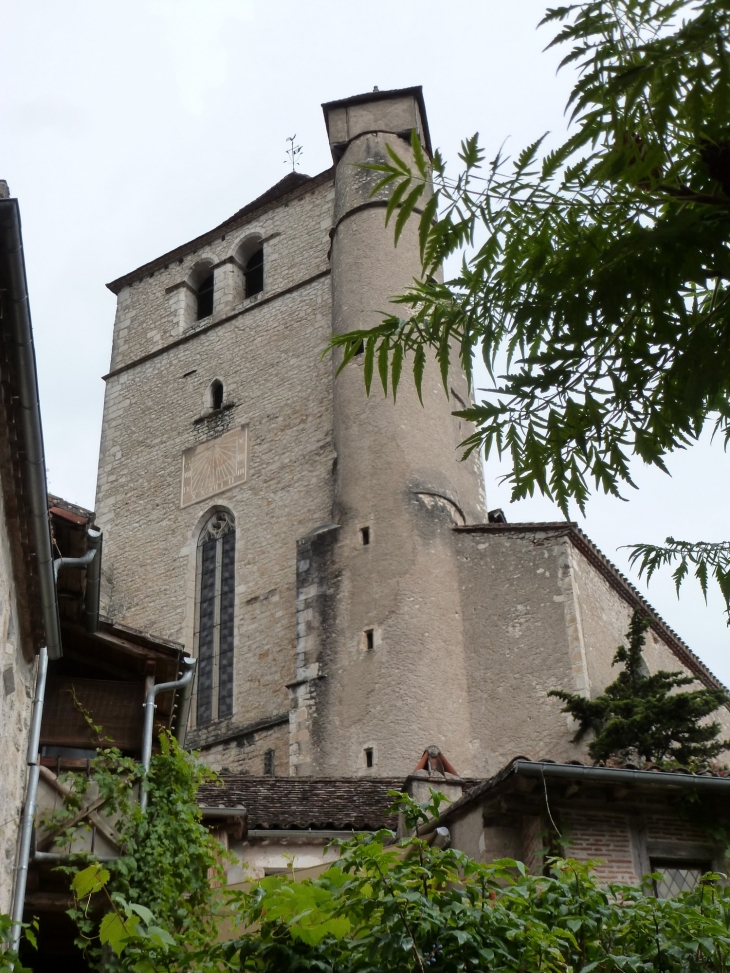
[2,0,729,683]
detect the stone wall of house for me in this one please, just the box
[455,525,730,778]
[95,176,337,762]
[570,541,730,745]
[456,529,587,778]
[0,480,35,914]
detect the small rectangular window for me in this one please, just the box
[364,747,374,768]
[364,628,374,651]
[651,860,710,898]
[244,249,264,297]
[360,526,370,546]
[197,273,214,320]
[264,748,275,776]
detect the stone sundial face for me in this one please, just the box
[181,426,248,507]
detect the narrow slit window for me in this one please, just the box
[364,747,374,768]
[360,526,370,546]
[194,511,236,726]
[197,272,214,320]
[264,748,275,776]
[354,339,365,356]
[244,248,264,297]
[365,628,374,651]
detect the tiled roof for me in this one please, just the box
[48,493,94,526]
[437,757,730,825]
[198,776,404,831]
[456,522,727,694]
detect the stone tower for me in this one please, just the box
[95,85,730,781]
[291,92,485,776]
[95,87,485,778]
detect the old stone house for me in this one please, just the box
[0,183,51,917]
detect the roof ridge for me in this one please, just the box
[106,166,335,294]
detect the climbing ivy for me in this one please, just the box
[7,786,730,971]
[46,733,226,971]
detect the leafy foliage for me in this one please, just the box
[216,828,730,973]
[10,788,730,971]
[54,733,226,971]
[329,0,730,610]
[551,610,730,766]
[0,913,34,973]
[627,537,730,619]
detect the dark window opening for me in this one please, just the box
[354,339,365,355]
[195,511,236,726]
[361,526,370,546]
[210,379,224,410]
[651,860,710,898]
[365,628,374,651]
[364,747,374,768]
[197,272,214,319]
[244,248,264,297]
[264,748,275,776]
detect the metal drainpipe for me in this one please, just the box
[53,527,101,581]
[83,531,102,633]
[10,646,48,950]
[173,661,195,747]
[140,658,197,813]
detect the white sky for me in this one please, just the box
[2,0,729,683]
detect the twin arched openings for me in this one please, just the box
[192,242,264,323]
[194,510,236,725]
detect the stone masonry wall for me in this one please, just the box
[456,529,586,778]
[108,175,335,374]
[456,525,730,777]
[0,479,34,913]
[95,177,337,769]
[570,542,730,745]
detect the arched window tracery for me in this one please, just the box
[194,510,235,725]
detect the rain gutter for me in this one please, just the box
[0,196,62,661]
[511,760,730,794]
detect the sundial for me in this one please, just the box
[181,426,248,507]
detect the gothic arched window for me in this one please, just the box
[194,510,235,725]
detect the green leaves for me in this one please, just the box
[255,879,351,945]
[551,610,730,767]
[60,734,227,971]
[328,0,730,534]
[626,538,730,620]
[218,825,730,973]
[99,912,136,957]
[71,863,109,899]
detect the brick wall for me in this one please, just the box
[561,810,639,885]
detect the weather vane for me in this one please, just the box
[285,134,303,172]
